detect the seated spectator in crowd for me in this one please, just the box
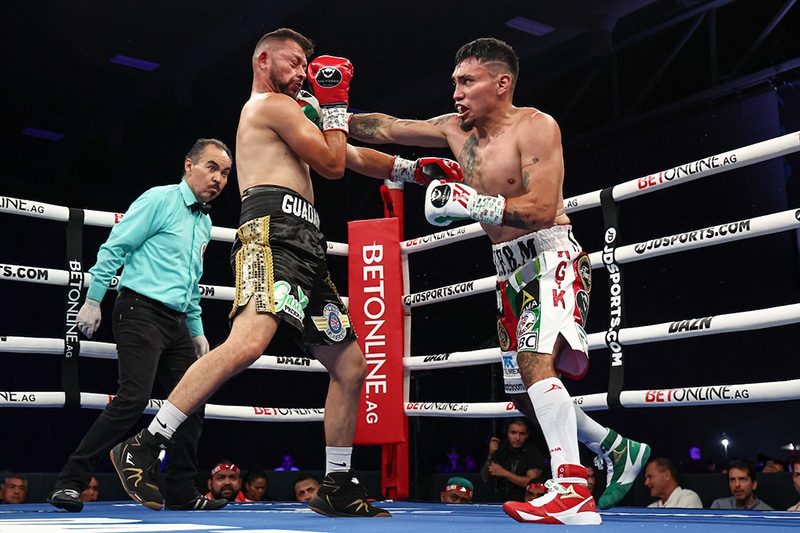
[0,473,27,504]
[79,477,100,503]
[293,474,321,503]
[683,446,709,474]
[206,462,247,502]
[788,456,800,512]
[644,458,702,508]
[243,468,271,502]
[710,460,773,510]
[436,446,471,473]
[761,460,786,473]
[440,476,474,504]
[586,464,596,494]
[274,454,299,472]
[524,477,547,501]
[481,418,545,502]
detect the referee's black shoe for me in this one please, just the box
[166,494,228,511]
[46,488,83,512]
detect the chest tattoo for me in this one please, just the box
[459,134,479,185]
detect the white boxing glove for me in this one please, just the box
[424,179,506,227]
[297,90,321,129]
[76,298,102,338]
[192,335,210,357]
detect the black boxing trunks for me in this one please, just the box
[493,225,591,390]
[229,185,356,350]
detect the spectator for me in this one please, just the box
[462,455,478,472]
[440,477,474,504]
[683,446,708,474]
[436,446,471,473]
[762,460,786,473]
[0,474,26,504]
[788,456,800,512]
[586,464,596,495]
[206,462,247,503]
[294,475,321,503]
[644,458,702,508]
[274,454,299,472]
[243,468,271,502]
[710,460,773,510]
[481,418,545,502]
[79,477,100,503]
[525,477,547,501]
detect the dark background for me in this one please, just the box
[2,0,800,496]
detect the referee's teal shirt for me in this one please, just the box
[86,179,211,336]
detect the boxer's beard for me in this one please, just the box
[459,117,474,132]
[273,74,299,98]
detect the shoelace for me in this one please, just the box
[145,450,167,477]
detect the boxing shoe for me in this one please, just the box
[109,429,172,511]
[46,488,83,512]
[502,464,601,525]
[596,429,651,509]
[166,494,228,511]
[308,471,391,517]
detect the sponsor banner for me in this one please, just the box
[0,196,53,216]
[639,385,752,405]
[404,401,523,418]
[401,224,484,253]
[402,279,483,307]
[349,218,405,444]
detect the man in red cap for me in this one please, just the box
[206,462,247,503]
[440,477,474,504]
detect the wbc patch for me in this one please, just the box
[311,303,350,341]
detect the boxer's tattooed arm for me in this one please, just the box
[520,158,538,190]
[348,116,381,139]
[522,170,531,190]
[458,134,479,185]
[503,206,532,230]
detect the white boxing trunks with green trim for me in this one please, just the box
[493,225,592,394]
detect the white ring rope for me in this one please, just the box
[400,130,800,255]
[401,208,800,307]
[2,131,800,420]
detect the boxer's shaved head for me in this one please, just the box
[253,28,314,67]
[455,37,519,90]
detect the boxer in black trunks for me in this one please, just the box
[228,185,356,348]
[110,28,454,518]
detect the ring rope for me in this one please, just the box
[2,131,800,420]
[5,297,798,368]
[400,130,800,255]
[401,208,800,308]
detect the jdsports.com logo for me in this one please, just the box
[315,67,342,88]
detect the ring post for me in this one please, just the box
[349,214,408,499]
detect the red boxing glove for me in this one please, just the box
[307,55,353,133]
[307,55,353,107]
[390,156,464,186]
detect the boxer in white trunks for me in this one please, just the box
[347,37,651,525]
